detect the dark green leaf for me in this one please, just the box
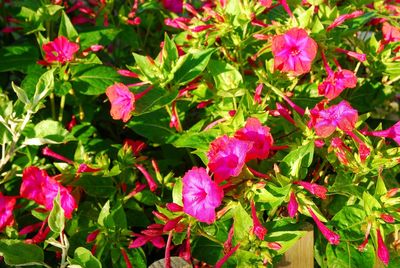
[74,174,116,197]
[134,86,178,115]
[0,44,39,73]
[0,240,45,266]
[326,242,375,268]
[58,11,78,40]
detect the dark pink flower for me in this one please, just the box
[380,213,395,223]
[207,135,252,183]
[129,224,165,249]
[42,36,80,64]
[20,167,77,218]
[335,48,366,62]
[162,0,183,13]
[287,191,298,218]
[327,10,364,31]
[251,201,267,240]
[76,164,102,174]
[135,164,158,192]
[364,121,400,146]
[295,181,327,199]
[86,229,100,243]
[234,118,274,161]
[308,101,358,138]
[0,193,16,232]
[308,207,340,245]
[123,139,147,156]
[106,83,135,122]
[271,28,318,75]
[215,244,240,268]
[182,167,224,224]
[377,229,390,266]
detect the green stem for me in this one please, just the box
[58,95,66,122]
[50,92,56,120]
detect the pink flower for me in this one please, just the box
[377,229,390,266]
[123,139,147,156]
[20,167,77,218]
[251,201,267,240]
[0,193,16,232]
[330,137,351,165]
[287,191,298,218]
[135,164,158,192]
[42,36,80,64]
[307,207,340,245]
[207,135,252,183]
[234,118,274,161]
[380,213,395,223]
[182,167,224,224]
[129,224,165,249]
[162,0,183,13]
[295,181,328,199]
[335,48,366,62]
[308,101,358,138]
[259,0,272,8]
[106,83,135,122]
[271,28,318,75]
[382,22,400,43]
[318,69,357,100]
[327,10,364,31]
[364,121,400,146]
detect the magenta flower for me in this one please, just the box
[377,229,390,266]
[162,0,183,13]
[294,181,328,199]
[106,83,135,123]
[129,224,165,249]
[42,36,80,64]
[287,191,298,218]
[234,118,274,161]
[251,201,267,240]
[364,121,400,146]
[207,135,252,183]
[0,193,16,232]
[308,101,358,138]
[182,167,224,224]
[327,10,364,31]
[318,69,357,100]
[20,167,77,218]
[271,28,318,75]
[308,207,340,245]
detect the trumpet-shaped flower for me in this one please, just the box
[271,28,318,75]
[365,121,400,146]
[106,83,135,122]
[287,192,298,218]
[42,36,80,64]
[308,207,340,245]
[377,229,390,266]
[251,201,267,240]
[182,167,223,224]
[0,193,16,232]
[294,181,328,199]
[20,167,77,218]
[207,135,252,183]
[235,118,274,161]
[308,101,358,138]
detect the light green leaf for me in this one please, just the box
[48,192,65,233]
[68,247,102,268]
[59,11,78,40]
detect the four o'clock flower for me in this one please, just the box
[363,121,400,146]
[326,10,364,31]
[377,229,390,266]
[42,36,80,64]
[251,200,267,240]
[294,181,328,199]
[308,101,358,138]
[207,135,252,183]
[106,83,135,123]
[235,118,274,161]
[162,0,183,13]
[307,207,340,245]
[287,191,298,218]
[271,28,318,75]
[0,193,16,232]
[182,167,224,224]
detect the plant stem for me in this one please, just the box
[58,95,66,122]
[50,92,56,120]
[60,233,69,268]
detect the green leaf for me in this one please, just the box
[232,202,252,244]
[173,48,215,85]
[48,192,65,233]
[0,43,39,73]
[173,129,220,150]
[255,183,291,217]
[134,86,178,115]
[69,247,102,268]
[98,201,112,227]
[58,11,78,40]
[161,34,179,72]
[208,60,243,91]
[362,192,381,215]
[11,82,30,106]
[71,64,121,95]
[33,69,55,108]
[326,242,375,268]
[31,119,75,144]
[111,202,127,229]
[74,174,116,197]
[172,178,183,206]
[191,236,223,265]
[280,142,314,179]
[133,53,160,83]
[375,176,387,197]
[79,27,121,50]
[0,240,45,266]
[331,206,366,240]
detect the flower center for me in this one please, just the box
[290,47,301,56]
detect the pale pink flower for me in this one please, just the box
[182,167,223,224]
[271,28,318,75]
[251,201,267,240]
[234,118,274,161]
[42,36,80,64]
[287,191,298,218]
[207,135,252,183]
[377,229,390,266]
[0,193,16,232]
[295,181,327,199]
[106,83,135,122]
[20,167,77,218]
[308,101,358,138]
[308,207,340,245]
